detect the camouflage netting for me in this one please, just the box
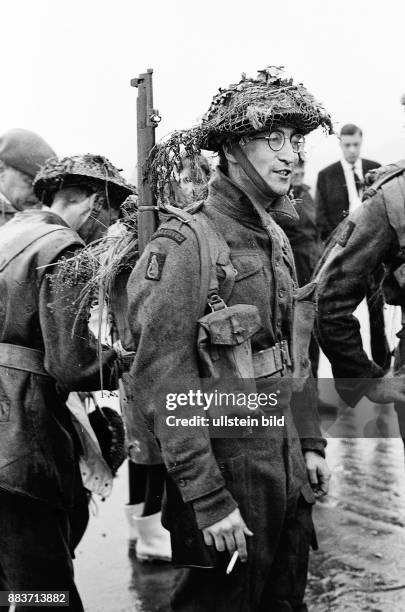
[34,153,135,207]
[47,194,139,329]
[197,66,334,151]
[147,128,206,205]
[147,66,333,199]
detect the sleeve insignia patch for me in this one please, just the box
[151,228,186,245]
[145,252,166,281]
[337,220,355,247]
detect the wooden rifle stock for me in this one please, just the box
[130,69,161,255]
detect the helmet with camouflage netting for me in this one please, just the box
[33,153,135,208]
[147,128,210,204]
[197,65,333,151]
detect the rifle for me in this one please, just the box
[130,69,162,254]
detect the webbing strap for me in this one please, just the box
[0,342,48,377]
[230,143,277,200]
[163,205,235,315]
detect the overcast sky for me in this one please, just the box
[2,0,405,187]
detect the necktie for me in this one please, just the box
[352,164,362,195]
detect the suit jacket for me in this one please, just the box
[315,158,380,241]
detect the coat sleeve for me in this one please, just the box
[38,245,117,391]
[126,221,237,530]
[315,192,398,406]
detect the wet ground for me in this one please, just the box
[75,303,405,611]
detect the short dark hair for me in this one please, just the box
[340,124,362,138]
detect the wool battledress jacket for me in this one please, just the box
[127,169,325,552]
[0,210,116,510]
[315,189,399,406]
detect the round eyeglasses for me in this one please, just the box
[245,130,305,154]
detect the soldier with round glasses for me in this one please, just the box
[126,67,332,612]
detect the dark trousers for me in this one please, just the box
[170,433,315,612]
[0,490,88,612]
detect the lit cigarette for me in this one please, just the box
[226,551,239,574]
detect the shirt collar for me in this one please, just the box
[341,157,362,174]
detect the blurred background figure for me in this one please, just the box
[288,159,322,287]
[168,153,211,208]
[315,124,380,240]
[0,128,55,226]
[315,124,391,373]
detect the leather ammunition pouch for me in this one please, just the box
[197,304,262,380]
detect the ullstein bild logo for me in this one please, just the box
[165,414,285,428]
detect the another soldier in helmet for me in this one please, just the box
[126,67,331,611]
[0,154,134,611]
[0,128,56,225]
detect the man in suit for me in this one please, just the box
[315,123,391,372]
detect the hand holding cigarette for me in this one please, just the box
[202,508,253,562]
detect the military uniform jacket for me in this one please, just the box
[0,192,16,227]
[315,169,405,406]
[0,210,116,510]
[127,169,325,533]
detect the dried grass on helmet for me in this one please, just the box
[198,66,334,151]
[46,194,139,331]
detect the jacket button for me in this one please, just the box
[278,289,284,298]
[179,479,187,487]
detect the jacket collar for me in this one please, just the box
[11,208,69,228]
[0,191,17,215]
[206,168,298,226]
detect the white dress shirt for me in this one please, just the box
[340,157,363,212]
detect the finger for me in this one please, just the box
[223,531,236,555]
[319,476,330,495]
[203,530,215,547]
[307,467,318,486]
[213,533,226,553]
[243,527,254,537]
[234,529,248,562]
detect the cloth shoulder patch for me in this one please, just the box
[145,252,166,281]
[337,220,355,247]
[151,228,186,245]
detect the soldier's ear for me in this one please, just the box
[222,143,237,165]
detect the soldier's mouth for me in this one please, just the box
[274,169,292,178]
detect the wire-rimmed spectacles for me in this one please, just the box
[243,130,305,153]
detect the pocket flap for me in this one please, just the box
[231,253,263,281]
[198,304,262,345]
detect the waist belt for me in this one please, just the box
[0,342,49,377]
[253,340,292,379]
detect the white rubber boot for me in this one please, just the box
[135,512,172,562]
[124,503,144,541]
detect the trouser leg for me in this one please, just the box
[259,492,315,612]
[128,462,165,515]
[0,491,84,612]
